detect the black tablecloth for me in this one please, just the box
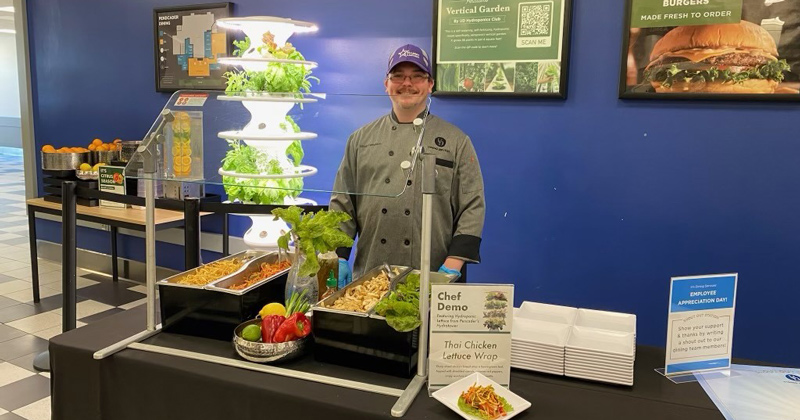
[50,306,724,420]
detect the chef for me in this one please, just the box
[330,44,485,286]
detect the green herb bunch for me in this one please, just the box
[271,206,354,277]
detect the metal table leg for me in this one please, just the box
[27,206,40,303]
[111,225,118,282]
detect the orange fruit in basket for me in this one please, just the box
[92,138,102,146]
[57,147,70,153]
[113,138,122,144]
[88,144,97,151]
[97,144,109,152]
[42,145,55,153]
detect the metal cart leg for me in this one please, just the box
[111,226,119,282]
[27,206,40,303]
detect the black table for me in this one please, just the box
[49,305,726,420]
[26,197,219,302]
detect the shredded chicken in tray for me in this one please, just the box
[327,271,391,312]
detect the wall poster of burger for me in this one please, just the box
[433,0,574,98]
[621,0,800,100]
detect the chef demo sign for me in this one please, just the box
[429,283,514,391]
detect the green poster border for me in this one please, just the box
[432,0,574,99]
[618,0,800,102]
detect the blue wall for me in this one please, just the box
[27,0,800,366]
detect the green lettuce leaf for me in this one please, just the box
[457,395,513,420]
[645,59,791,88]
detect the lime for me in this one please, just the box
[259,302,286,318]
[241,324,261,342]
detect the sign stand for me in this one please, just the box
[659,273,738,383]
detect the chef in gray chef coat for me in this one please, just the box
[330,44,485,285]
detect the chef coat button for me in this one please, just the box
[382,208,387,214]
[385,178,390,184]
[392,126,397,131]
[407,180,412,186]
[404,239,410,246]
[389,151,394,156]
[404,209,410,216]
[381,238,387,244]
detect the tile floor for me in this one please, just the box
[0,154,147,419]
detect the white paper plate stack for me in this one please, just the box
[511,302,637,386]
[512,318,571,375]
[511,302,576,375]
[565,325,635,386]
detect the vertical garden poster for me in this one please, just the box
[433,0,573,97]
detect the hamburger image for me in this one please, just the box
[643,20,792,94]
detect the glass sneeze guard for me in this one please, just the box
[125,90,431,204]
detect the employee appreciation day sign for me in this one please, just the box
[433,0,572,97]
[665,273,737,375]
[621,0,800,99]
[429,284,514,391]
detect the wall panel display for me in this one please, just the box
[620,0,800,100]
[433,0,573,98]
[154,3,232,92]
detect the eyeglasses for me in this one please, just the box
[387,73,430,84]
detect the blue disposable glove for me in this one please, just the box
[438,264,461,279]
[338,258,353,288]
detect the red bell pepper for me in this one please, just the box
[261,315,285,343]
[272,313,311,343]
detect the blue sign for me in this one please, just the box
[787,374,800,382]
[665,273,738,376]
[670,275,736,313]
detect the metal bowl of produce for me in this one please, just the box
[75,170,98,181]
[93,150,121,164]
[233,318,309,363]
[41,151,91,171]
[119,141,142,163]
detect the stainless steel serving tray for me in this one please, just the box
[313,265,411,317]
[369,269,458,321]
[206,252,291,295]
[157,250,268,289]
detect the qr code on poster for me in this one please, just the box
[518,2,552,38]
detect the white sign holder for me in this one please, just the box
[659,273,738,383]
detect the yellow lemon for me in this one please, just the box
[259,302,286,318]
[79,163,92,171]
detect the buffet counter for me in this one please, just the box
[49,304,728,420]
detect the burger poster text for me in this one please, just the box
[433,0,573,97]
[621,0,800,99]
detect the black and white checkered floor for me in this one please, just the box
[0,153,147,419]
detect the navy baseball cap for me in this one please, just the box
[387,44,431,75]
